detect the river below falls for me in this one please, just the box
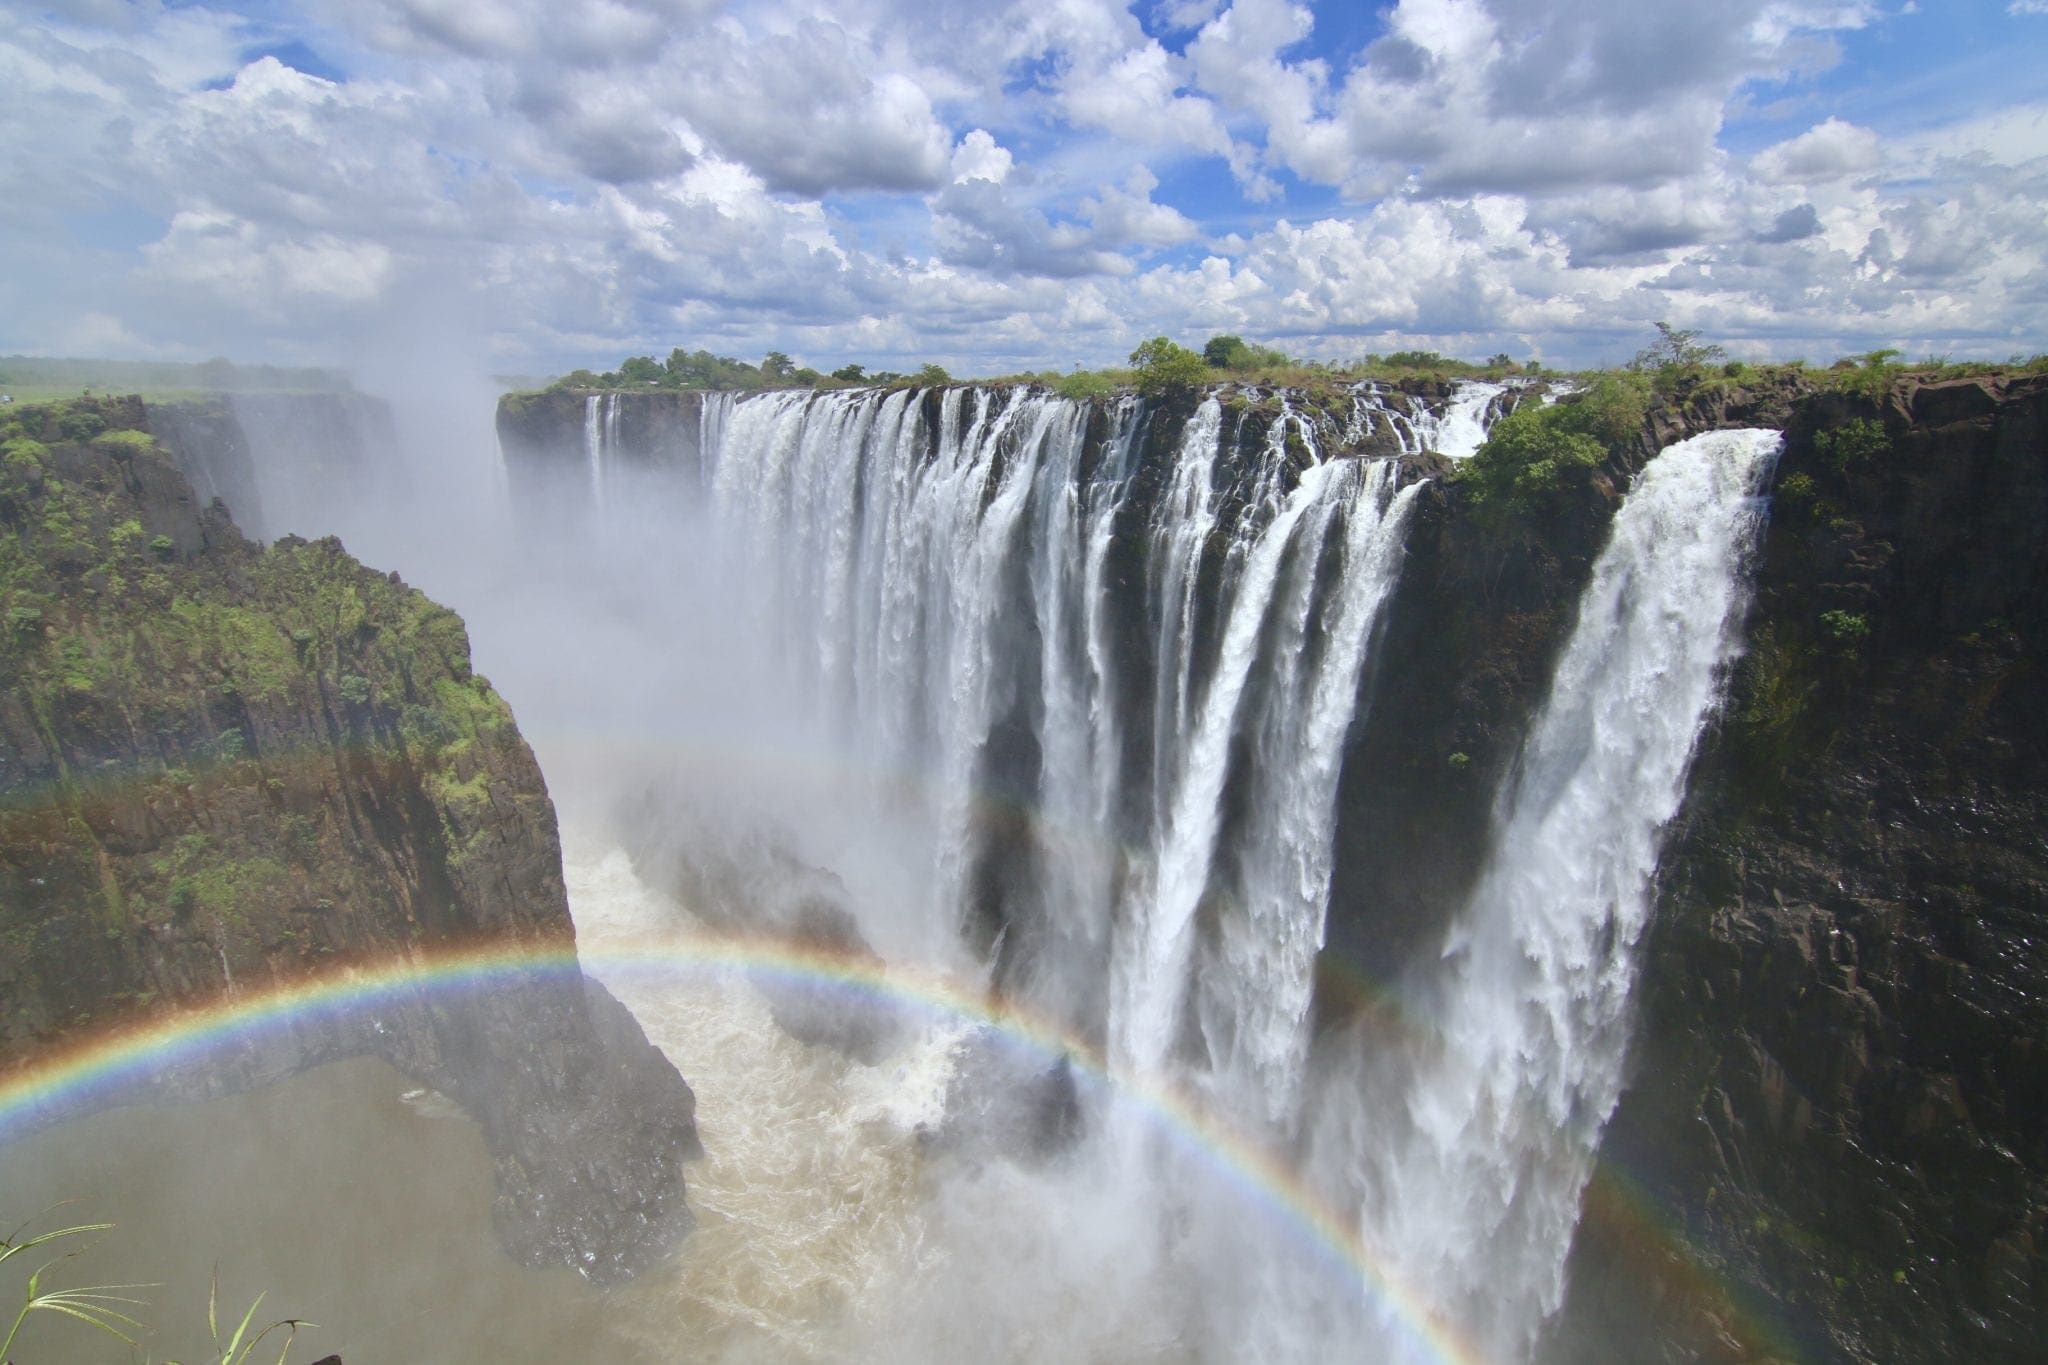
[0,827,963,1364]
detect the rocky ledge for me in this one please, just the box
[0,396,700,1284]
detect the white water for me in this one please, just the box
[526,387,1784,1362]
[690,386,1424,1125]
[1407,380,1508,459]
[1315,427,1781,1359]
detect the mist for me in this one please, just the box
[0,348,1791,1365]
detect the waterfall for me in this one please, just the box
[583,393,605,505]
[677,386,1427,1124]
[1324,428,1781,1357]
[1406,379,1507,459]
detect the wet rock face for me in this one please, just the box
[1589,373,2048,1363]
[1308,371,2047,1362]
[0,398,698,1284]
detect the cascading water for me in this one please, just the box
[530,380,1784,1361]
[1406,379,1508,459]
[690,387,1422,1127]
[1311,427,1782,1359]
[583,393,606,505]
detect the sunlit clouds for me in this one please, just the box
[2,0,2044,370]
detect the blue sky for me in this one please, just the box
[3,0,2046,373]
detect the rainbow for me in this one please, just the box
[0,931,1486,1365]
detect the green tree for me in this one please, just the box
[762,351,795,382]
[618,355,664,385]
[1128,337,1209,397]
[1455,374,1647,511]
[831,363,866,383]
[1204,335,1253,368]
[1631,321,1725,372]
[915,363,951,386]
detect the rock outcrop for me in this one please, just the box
[0,397,700,1284]
[1308,369,2047,1362]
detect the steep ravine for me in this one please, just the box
[0,396,699,1284]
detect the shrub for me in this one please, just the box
[1128,337,1210,397]
[55,406,107,442]
[1054,370,1115,401]
[337,672,371,705]
[1813,418,1888,472]
[3,437,47,468]
[1455,406,1604,511]
[91,429,157,454]
[1820,609,1870,643]
[149,535,176,560]
[1455,373,1646,511]
[1777,471,1817,504]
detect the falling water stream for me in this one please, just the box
[3,385,1783,1363]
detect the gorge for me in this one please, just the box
[3,367,2043,1362]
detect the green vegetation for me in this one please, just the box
[1630,321,1726,374]
[1,1215,315,1364]
[1777,471,1817,505]
[1821,609,1871,644]
[1202,335,1290,370]
[551,346,905,394]
[0,355,350,404]
[1814,418,1889,471]
[1127,336,1211,397]
[0,396,524,950]
[521,328,2048,425]
[2,1216,142,1357]
[1454,374,1650,511]
[1052,370,1115,401]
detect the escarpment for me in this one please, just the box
[0,396,699,1284]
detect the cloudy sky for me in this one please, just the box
[3,0,2046,374]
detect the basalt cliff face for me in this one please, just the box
[0,396,699,1284]
[142,390,402,544]
[1330,371,2047,1363]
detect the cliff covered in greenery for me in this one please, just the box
[0,396,699,1283]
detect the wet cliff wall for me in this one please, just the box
[0,396,699,1284]
[142,391,401,545]
[1321,370,2047,1363]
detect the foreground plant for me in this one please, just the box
[2,1212,315,1365]
[1,1214,147,1359]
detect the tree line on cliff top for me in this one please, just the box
[544,335,1544,400]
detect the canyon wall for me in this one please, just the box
[0,396,700,1284]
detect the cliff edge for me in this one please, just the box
[0,396,700,1283]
